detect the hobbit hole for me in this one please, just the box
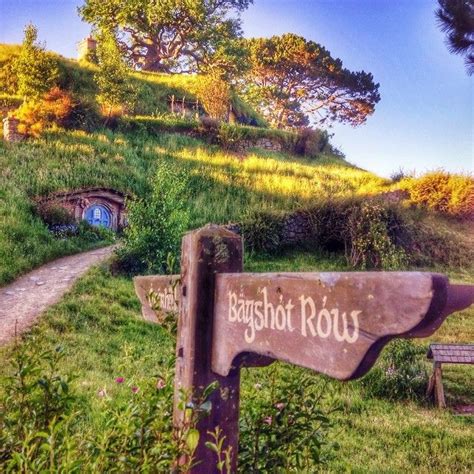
[38,188,127,231]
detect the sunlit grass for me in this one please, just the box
[0,128,391,283]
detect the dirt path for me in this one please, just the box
[0,246,116,346]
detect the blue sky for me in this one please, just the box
[0,0,472,177]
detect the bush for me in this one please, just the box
[217,122,245,149]
[239,366,337,471]
[294,128,329,157]
[404,171,474,219]
[14,23,59,101]
[240,210,284,253]
[116,163,190,274]
[15,87,73,137]
[0,56,18,95]
[66,98,102,131]
[195,74,230,121]
[359,340,428,401]
[345,201,408,269]
[36,202,75,227]
[95,29,137,121]
[241,200,408,269]
[197,116,221,143]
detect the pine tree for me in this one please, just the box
[15,24,59,101]
[436,0,474,75]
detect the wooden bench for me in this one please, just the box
[426,343,474,408]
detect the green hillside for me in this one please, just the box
[0,43,267,126]
[0,128,387,284]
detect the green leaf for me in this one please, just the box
[186,428,200,452]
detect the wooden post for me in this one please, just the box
[173,225,243,473]
[433,362,446,408]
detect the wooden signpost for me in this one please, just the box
[134,225,474,473]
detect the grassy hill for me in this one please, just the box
[0,128,387,284]
[0,43,473,472]
[0,43,267,126]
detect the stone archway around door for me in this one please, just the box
[37,188,128,231]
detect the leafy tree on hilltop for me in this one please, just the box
[436,0,474,75]
[241,34,380,129]
[14,23,58,101]
[79,0,252,75]
[94,29,136,120]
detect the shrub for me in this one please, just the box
[0,58,18,95]
[404,171,474,219]
[14,23,59,101]
[0,343,75,468]
[294,128,329,157]
[239,366,337,471]
[15,87,73,137]
[217,122,245,149]
[197,116,221,143]
[36,202,75,227]
[241,200,408,269]
[0,94,22,110]
[66,98,102,132]
[95,29,137,121]
[359,340,428,401]
[345,201,408,270]
[240,210,284,253]
[195,74,230,120]
[116,163,190,274]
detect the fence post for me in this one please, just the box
[173,225,243,473]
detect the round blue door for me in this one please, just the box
[85,205,111,228]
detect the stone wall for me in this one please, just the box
[224,210,315,249]
[234,137,283,153]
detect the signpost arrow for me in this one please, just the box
[134,274,180,323]
[212,272,473,380]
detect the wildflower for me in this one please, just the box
[156,378,166,390]
[263,416,272,425]
[115,377,125,384]
[98,387,107,398]
[275,402,286,411]
[254,383,262,389]
[131,386,139,393]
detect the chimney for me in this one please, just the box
[77,37,97,61]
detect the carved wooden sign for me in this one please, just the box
[213,272,462,380]
[133,275,180,323]
[136,225,473,473]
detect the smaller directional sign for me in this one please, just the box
[134,275,180,323]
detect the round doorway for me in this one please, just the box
[84,204,112,228]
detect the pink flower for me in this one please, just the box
[263,416,272,425]
[115,377,125,384]
[98,388,107,398]
[275,402,286,411]
[131,386,139,393]
[156,378,166,390]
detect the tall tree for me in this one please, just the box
[14,24,58,101]
[95,29,136,119]
[79,0,251,74]
[240,34,380,129]
[436,0,474,75]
